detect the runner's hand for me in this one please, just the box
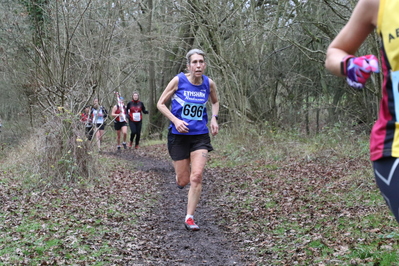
[341,55,379,89]
[210,119,219,136]
[174,119,189,133]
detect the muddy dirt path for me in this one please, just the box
[106,146,245,265]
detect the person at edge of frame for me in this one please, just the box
[325,0,399,223]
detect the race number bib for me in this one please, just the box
[181,102,204,121]
[133,112,141,122]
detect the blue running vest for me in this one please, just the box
[169,72,210,135]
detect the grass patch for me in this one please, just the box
[0,196,122,264]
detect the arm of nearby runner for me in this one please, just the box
[157,76,189,133]
[209,78,219,136]
[141,102,149,114]
[101,107,108,118]
[111,105,118,118]
[325,0,378,76]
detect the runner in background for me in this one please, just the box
[91,98,108,151]
[126,92,148,149]
[325,0,399,223]
[80,106,93,140]
[111,96,128,150]
[157,48,219,231]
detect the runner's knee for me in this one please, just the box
[190,173,203,185]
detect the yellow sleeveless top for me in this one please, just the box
[377,0,399,71]
[370,0,399,160]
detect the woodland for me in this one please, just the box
[0,1,395,265]
[0,0,381,177]
[0,0,381,131]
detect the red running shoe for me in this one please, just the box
[185,218,200,231]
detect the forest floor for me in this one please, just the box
[2,136,399,265]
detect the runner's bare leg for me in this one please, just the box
[174,159,190,188]
[187,149,208,215]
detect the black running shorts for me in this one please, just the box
[114,121,127,131]
[95,123,106,130]
[373,157,399,223]
[167,130,213,161]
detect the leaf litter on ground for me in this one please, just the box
[0,143,399,265]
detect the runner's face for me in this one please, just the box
[188,54,206,78]
[133,94,139,101]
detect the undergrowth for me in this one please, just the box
[209,124,399,265]
[210,123,370,167]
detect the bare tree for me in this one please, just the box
[0,0,382,143]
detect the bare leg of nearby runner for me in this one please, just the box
[174,149,208,230]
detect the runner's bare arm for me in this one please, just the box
[209,79,219,136]
[157,76,189,131]
[111,105,118,117]
[325,0,378,76]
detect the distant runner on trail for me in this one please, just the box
[325,0,399,223]
[157,49,220,231]
[91,98,108,151]
[111,96,128,150]
[80,106,93,141]
[126,92,148,149]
